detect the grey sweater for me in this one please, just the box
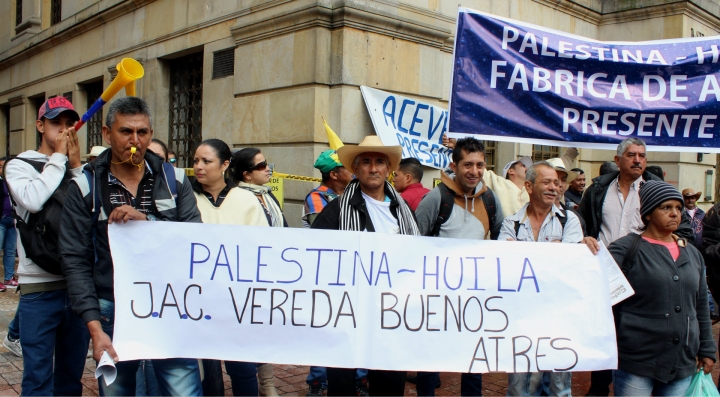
[609,234,716,382]
[415,181,503,240]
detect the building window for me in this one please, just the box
[169,53,203,168]
[212,48,235,79]
[483,140,496,171]
[15,0,22,27]
[85,82,104,148]
[51,0,62,25]
[532,145,559,162]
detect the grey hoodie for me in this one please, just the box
[415,173,503,240]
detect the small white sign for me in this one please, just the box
[361,86,453,170]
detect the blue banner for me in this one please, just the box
[448,8,720,152]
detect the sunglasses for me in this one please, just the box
[169,158,177,164]
[250,161,271,172]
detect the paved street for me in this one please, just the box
[0,289,717,396]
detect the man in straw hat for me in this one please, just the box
[682,188,704,250]
[312,135,420,396]
[82,145,107,162]
[547,157,586,234]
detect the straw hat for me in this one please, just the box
[337,136,402,174]
[546,158,578,184]
[82,146,107,159]
[682,188,702,200]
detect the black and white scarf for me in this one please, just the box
[338,179,420,235]
[237,182,285,228]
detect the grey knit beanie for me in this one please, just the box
[639,180,684,218]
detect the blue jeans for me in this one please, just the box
[201,360,257,396]
[8,307,19,340]
[136,361,160,396]
[19,289,90,396]
[613,369,691,397]
[226,361,259,396]
[507,372,571,396]
[306,367,368,388]
[417,372,483,396]
[97,299,202,396]
[0,216,17,281]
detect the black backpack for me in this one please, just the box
[5,157,74,275]
[428,183,498,239]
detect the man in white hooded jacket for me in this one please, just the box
[5,97,90,396]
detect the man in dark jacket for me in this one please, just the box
[312,135,419,396]
[60,97,202,396]
[702,204,720,305]
[580,139,692,246]
[579,138,691,396]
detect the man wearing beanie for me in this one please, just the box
[302,150,354,228]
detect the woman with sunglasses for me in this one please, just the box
[192,139,268,397]
[232,148,287,228]
[228,148,285,396]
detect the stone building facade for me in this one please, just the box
[1,0,719,226]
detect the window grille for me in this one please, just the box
[51,0,62,25]
[15,0,22,27]
[212,48,234,79]
[483,140,496,171]
[85,82,104,148]
[169,53,203,168]
[532,145,560,162]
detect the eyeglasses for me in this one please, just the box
[169,158,177,164]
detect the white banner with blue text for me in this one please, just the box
[361,86,453,170]
[109,222,618,373]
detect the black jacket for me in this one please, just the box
[609,234,715,382]
[59,150,201,324]
[311,182,410,231]
[701,203,720,302]
[578,170,692,241]
[560,201,586,236]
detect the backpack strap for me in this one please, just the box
[480,188,498,239]
[4,157,51,223]
[428,183,455,237]
[621,233,642,275]
[480,188,497,229]
[162,162,179,203]
[558,206,567,230]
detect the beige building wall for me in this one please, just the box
[1,0,719,226]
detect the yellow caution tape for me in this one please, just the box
[182,169,320,183]
[272,172,321,183]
